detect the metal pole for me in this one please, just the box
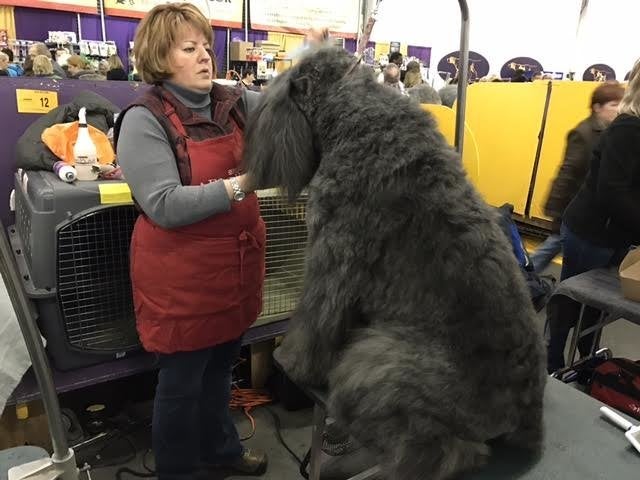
[99,0,107,42]
[244,0,249,41]
[0,229,70,461]
[76,13,82,41]
[226,28,230,73]
[356,0,365,50]
[454,0,470,155]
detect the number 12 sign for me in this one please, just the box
[16,89,59,114]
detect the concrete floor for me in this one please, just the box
[87,405,314,480]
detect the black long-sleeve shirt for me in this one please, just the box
[564,113,640,248]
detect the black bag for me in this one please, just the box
[495,204,555,312]
[590,358,640,419]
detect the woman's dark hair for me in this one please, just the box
[1,47,13,62]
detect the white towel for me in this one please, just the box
[0,275,38,416]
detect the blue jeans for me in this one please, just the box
[530,232,563,273]
[546,224,628,372]
[153,339,243,480]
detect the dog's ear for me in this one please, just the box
[290,76,311,97]
[243,75,318,202]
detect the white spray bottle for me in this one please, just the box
[73,107,99,181]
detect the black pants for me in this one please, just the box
[153,339,243,480]
[546,224,627,373]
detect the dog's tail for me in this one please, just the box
[327,327,537,480]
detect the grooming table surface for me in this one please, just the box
[551,267,640,323]
[303,379,640,479]
[465,378,639,479]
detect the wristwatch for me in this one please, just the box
[229,176,246,202]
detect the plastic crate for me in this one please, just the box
[9,173,308,370]
[9,170,140,370]
[256,189,307,326]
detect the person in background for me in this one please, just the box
[241,68,260,91]
[388,51,404,80]
[511,68,528,82]
[407,83,441,105]
[98,59,109,77]
[114,4,267,479]
[55,48,71,70]
[532,82,625,273]
[66,54,104,80]
[382,63,407,96]
[106,54,128,81]
[377,51,404,84]
[28,42,66,78]
[0,52,10,76]
[546,62,640,373]
[403,60,423,89]
[439,77,458,108]
[1,48,23,76]
[32,54,62,79]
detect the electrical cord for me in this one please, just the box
[230,387,273,440]
[264,406,310,479]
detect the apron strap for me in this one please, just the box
[162,99,189,138]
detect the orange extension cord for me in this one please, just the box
[230,386,273,440]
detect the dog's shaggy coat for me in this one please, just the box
[243,47,546,480]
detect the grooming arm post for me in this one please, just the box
[0,227,79,480]
[455,0,470,155]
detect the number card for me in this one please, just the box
[16,89,59,114]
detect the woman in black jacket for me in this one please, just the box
[106,54,128,81]
[532,82,624,272]
[547,59,640,373]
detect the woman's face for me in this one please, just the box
[67,63,81,75]
[167,24,213,92]
[594,100,620,125]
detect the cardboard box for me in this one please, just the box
[619,248,640,302]
[229,41,253,61]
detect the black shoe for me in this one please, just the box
[225,448,268,475]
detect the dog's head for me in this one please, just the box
[243,47,358,201]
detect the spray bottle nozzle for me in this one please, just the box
[78,107,87,126]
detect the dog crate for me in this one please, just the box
[9,170,140,370]
[257,189,308,326]
[9,174,308,371]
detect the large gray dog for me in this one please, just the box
[243,47,546,480]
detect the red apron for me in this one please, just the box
[129,102,265,354]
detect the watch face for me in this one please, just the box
[234,191,246,201]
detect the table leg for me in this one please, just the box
[589,311,607,357]
[309,403,325,480]
[567,304,586,368]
